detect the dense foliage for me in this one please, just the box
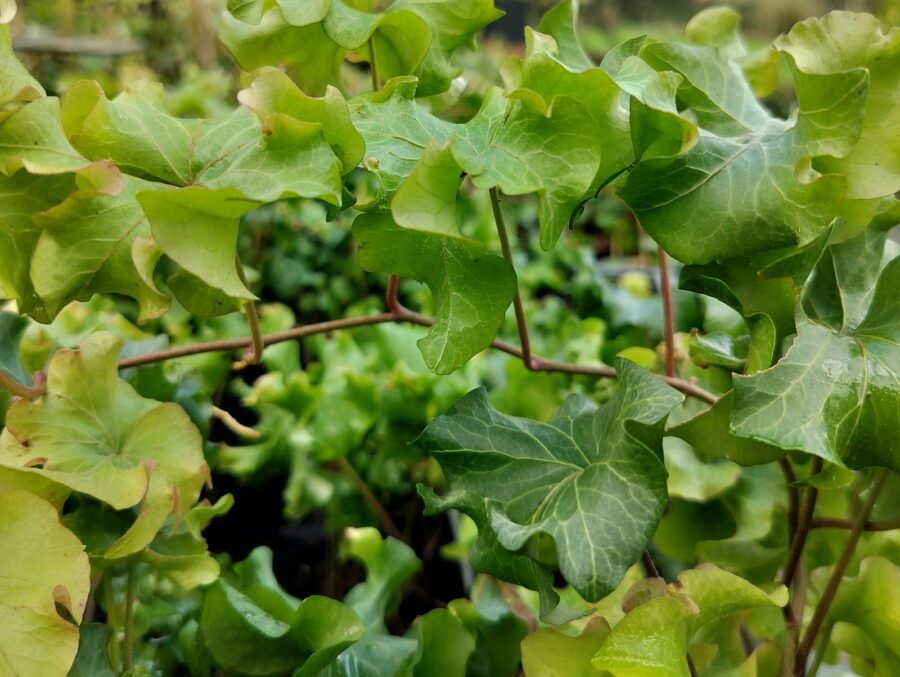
[0,1,898,676]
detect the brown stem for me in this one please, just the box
[490,187,534,369]
[657,247,676,378]
[781,457,823,589]
[0,370,41,400]
[810,517,900,531]
[116,308,718,403]
[780,458,800,540]
[368,35,380,91]
[385,275,401,313]
[337,456,403,541]
[234,256,263,367]
[641,550,661,578]
[782,564,806,677]
[795,468,890,673]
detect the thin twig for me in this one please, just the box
[782,563,806,677]
[385,274,401,313]
[211,405,262,440]
[115,308,718,403]
[337,456,403,541]
[780,458,800,540]
[0,370,41,400]
[781,458,823,589]
[368,35,380,92]
[490,187,534,369]
[795,468,890,673]
[810,517,900,531]
[641,550,661,578]
[657,247,676,379]
[234,255,263,367]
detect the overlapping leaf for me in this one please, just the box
[418,358,682,617]
[0,332,209,556]
[731,225,899,471]
[220,0,499,97]
[616,13,881,263]
[592,565,786,676]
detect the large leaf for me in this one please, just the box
[418,358,682,617]
[0,490,90,677]
[616,24,869,263]
[353,211,516,374]
[0,332,208,556]
[731,226,900,471]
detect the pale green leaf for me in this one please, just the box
[31,176,170,321]
[521,617,610,677]
[452,88,601,250]
[0,332,208,556]
[776,12,900,200]
[0,25,43,105]
[0,490,90,677]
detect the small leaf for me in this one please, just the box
[522,617,610,677]
[353,212,516,374]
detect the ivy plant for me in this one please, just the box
[0,0,897,675]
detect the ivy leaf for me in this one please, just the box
[592,565,785,676]
[663,437,741,502]
[353,211,516,374]
[238,67,365,174]
[0,97,89,175]
[342,527,422,632]
[452,88,601,250]
[617,30,863,263]
[0,489,90,677]
[0,310,30,385]
[418,359,682,617]
[322,2,430,86]
[776,12,900,200]
[350,77,456,205]
[136,187,259,301]
[31,176,170,321]
[0,332,209,556]
[521,617,610,677]
[536,0,594,72]
[502,20,631,192]
[201,547,365,677]
[732,226,900,471]
[69,623,115,677]
[219,3,344,96]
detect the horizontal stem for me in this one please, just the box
[117,307,718,404]
[811,517,900,531]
